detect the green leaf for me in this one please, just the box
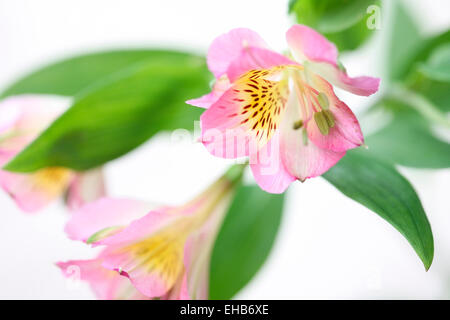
[387,1,422,81]
[404,30,450,81]
[210,185,285,299]
[323,150,434,270]
[325,17,373,52]
[365,100,450,168]
[4,53,211,172]
[289,0,379,51]
[417,43,450,82]
[407,37,450,112]
[0,49,194,98]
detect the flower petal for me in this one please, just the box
[99,212,187,298]
[0,167,73,213]
[182,192,231,300]
[280,93,345,180]
[207,28,267,78]
[66,168,106,211]
[308,62,380,96]
[286,25,380,96]
[227,47,297,82]
[286,24,338,65]
[0,95,70,153]
[249,131,295,194]
[186,76,231,109]
[305,75,364,152]
[57,253,148,300]
[200,67,290,159]
[65,198,155,242]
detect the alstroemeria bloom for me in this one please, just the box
[187,25,380,193]
[58,168,240,299]
[0,95,105,212]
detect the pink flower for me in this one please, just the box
[0,95,105,213]
[187,25,380,193]
[58,168,241,299]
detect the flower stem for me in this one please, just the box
[224,163,247,185]
[386,84,450,128]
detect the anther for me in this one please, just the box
[314,111,329,135]
[317,92,329,110]
[293,119,303,130]
[323,110,335,128]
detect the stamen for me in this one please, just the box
[323,110,335,128]
[293,119,303,130]
[314,111,329,135]
[317,92,329,110]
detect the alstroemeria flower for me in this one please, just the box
[187,25,380,193]
[58,169,240,299]
[0,95,105,212]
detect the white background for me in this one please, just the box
[0,0,449,299]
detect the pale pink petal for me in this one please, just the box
[100,250,170,298]
[66,168,106,211]
[57,253,148,300]
[183,235,210,300]
[91,209,188,298]
[207,28,267,78]
[182,190,231,300]
[161,273,190,300]
[0,168,73,213]
[186,76,231,109]
[0,95,70,153]
[286,24,338,65]
[306,76,364,152]
[94,208,178,247]
[249,131,295,194]
[227,47,297,82]
[279,94,345,181]
[97,208,197,298]
[308,62,380,96]
[65,197,155,242]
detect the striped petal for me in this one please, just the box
[200,67,290,159]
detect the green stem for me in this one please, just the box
[386,84,450,128]
[224,163,247,185]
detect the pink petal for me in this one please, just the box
[65,197,155,242]
[182,188,231,299]
[306,76,364,152]
[249,131,296,194]
[94,209,186,298]
[308,62,380,96]
[186,76,231,109]
[95,208,178,247]
[100,249,171,298]
[66,168,107,211]
[57,253,147,300]
[161,272,190,300]
[207,28,267,78]
[0,95,69,153]
[286,24,338,65]
[200,67,291,160]
[279,94,345,181]
[286,25,380,96]
[227,47,297,82]
[0,167,73,213]
[200,88,253,159]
